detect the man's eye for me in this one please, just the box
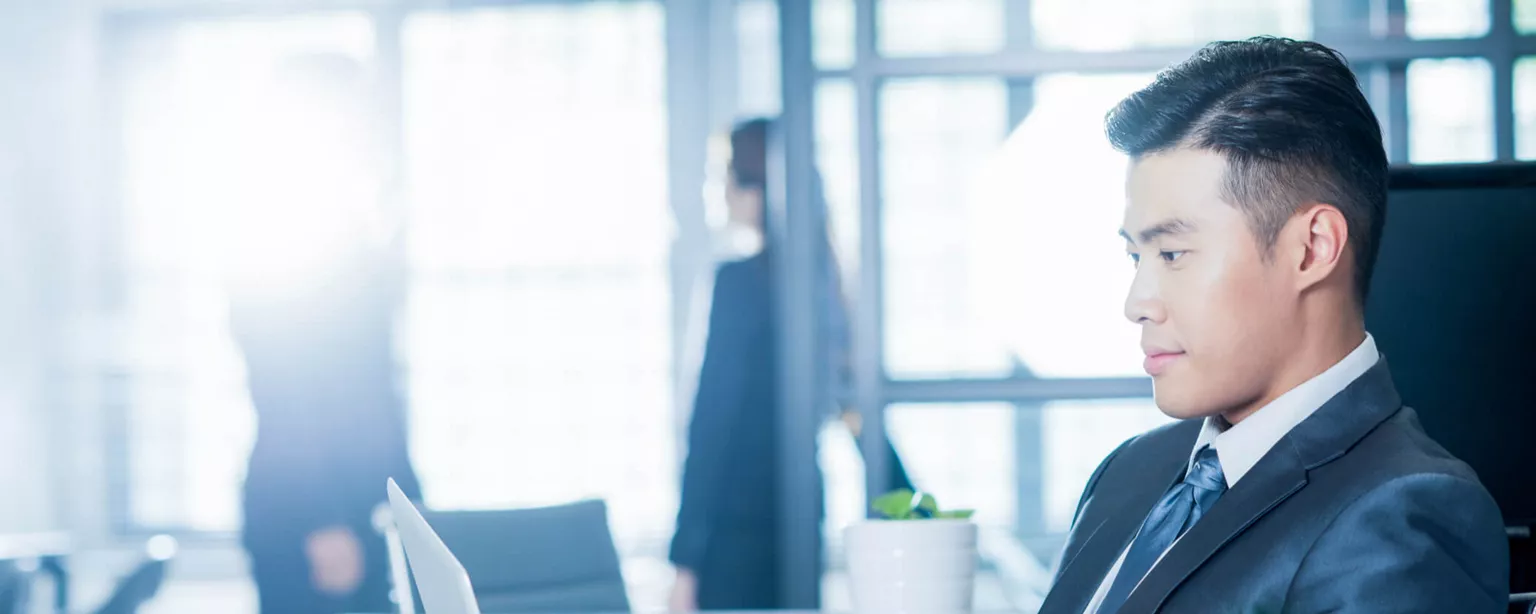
[1160,250,1186,263]
[1127,252,1140,266]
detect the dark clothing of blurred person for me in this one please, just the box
[670,249,781,610]
[227,53,422,614]
[231,239,421,614]
[668,118,914,611]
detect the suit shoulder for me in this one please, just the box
[1304,406,1498,527]
[1345,406,1483,484]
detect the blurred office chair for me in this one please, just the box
[1511,592,1536,614]
[0,561,30,614]
[0,536,172,614]
[1514,525,1535,608]
[92,535,176,614]
[1517,523,1536,614]
[378,499,630,613]
[0,533,71,614]
[91,559,168,614]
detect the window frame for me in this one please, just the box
[816,0,1531,501]
[96,0,716,546]
[765,0,1536,605]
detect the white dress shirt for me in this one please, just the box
[1081,334,1380,614]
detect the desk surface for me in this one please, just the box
[0,532,69,560]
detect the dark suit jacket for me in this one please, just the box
[671,254,779,575]
[1040,358,1509,613]
[230,241,421,545]
[669,253,912,609]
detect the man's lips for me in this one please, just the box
[1143,352,1185,376]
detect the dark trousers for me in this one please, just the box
[695,529,781,611]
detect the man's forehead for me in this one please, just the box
[1122,191,1204,227]
[1122,148,1232,236]
[1122,182,1207,240]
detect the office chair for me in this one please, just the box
[378,499,630,613]
[1515,524,1536,614]
[0,536,171,614]
[1511,592,1536,614]
[92,535,176,614]
[0,561,30,614]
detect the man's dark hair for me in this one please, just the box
[1106,36,1388,305]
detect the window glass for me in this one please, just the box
[1031,0,1309,51]
[115,12,375,531]
[881,74,1156,380]
[879,0,1006,57]
[1407,58,1495,164]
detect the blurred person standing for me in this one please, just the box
[222,53,422,614]
[668,118,912,611]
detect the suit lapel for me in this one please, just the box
[1117,441,1307,613]
[1038,424,1196,614]
[1116,358,1405,613]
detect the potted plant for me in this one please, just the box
[844,489,978,614]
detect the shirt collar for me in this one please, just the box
[1189,333,1380,488]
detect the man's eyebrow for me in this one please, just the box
[1120,218,1198,244]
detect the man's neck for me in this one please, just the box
[1221,319,1367,426]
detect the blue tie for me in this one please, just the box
[1097,445,1227,614]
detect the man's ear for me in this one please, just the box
[1288,203,1349,291]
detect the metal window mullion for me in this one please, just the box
[850,0,892,514]
[1003,0,1037,129]
[814,36,1536,80]
[1002,0,1047,547]
[372,7,406,223]
[885,377,1154,405]
[772,0,823,607]
[1493,0,1519,161]
[1382,63,1411,163]
[1382,0,1411,163]
[103,0,619,22]
[1312,0,1373,41]
[98,25,140,540]
[708,0,739,124]
[1005,0,1033,50]
[663,0,715,491]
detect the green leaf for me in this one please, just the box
[871,489,916,520]
[869,489,976,521]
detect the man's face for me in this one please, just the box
[1121,148,1299,420]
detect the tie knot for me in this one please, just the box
[1186,446,1227,493]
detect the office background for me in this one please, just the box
[0,0,1529,612]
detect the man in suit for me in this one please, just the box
[1038,37,1510,613]
[669,118,915,611]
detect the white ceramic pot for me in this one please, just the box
[844,519,978,614]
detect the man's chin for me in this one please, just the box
[1152,383,1222,421]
